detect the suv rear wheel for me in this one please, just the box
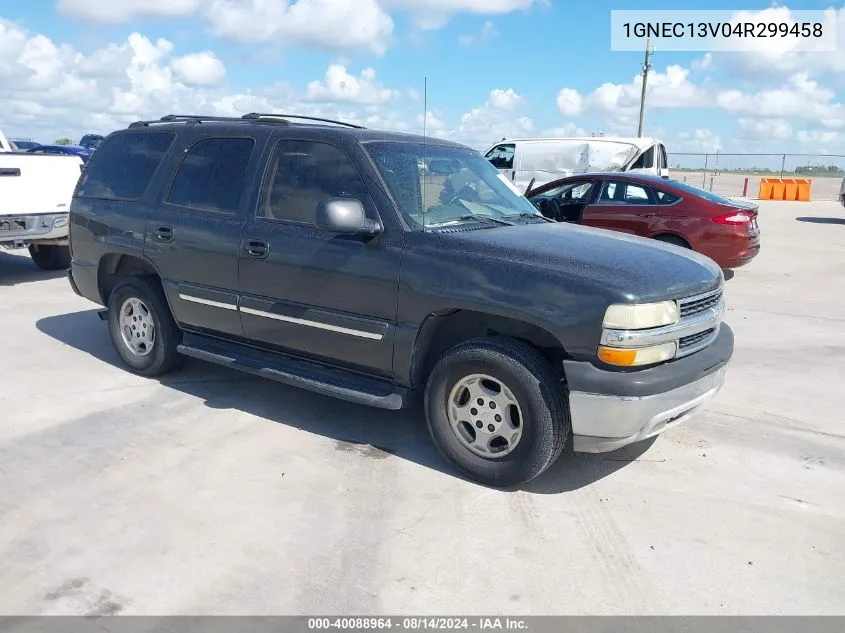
[424,337,570,487]
[107,276,182,376]
[28,244,71,270]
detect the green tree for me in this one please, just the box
[53,138,74,145]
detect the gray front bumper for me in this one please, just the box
[570,364,728,453]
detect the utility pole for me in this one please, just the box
[637,37,653,138]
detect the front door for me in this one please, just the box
[580,179,663,236]
[144,132,260,337]
[238,138,401,378]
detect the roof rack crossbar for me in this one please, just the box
[241,113,365,129]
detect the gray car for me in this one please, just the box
[840,176,845,207]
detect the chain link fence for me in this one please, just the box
[666,152,845,201]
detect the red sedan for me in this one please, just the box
[527,172,761,269]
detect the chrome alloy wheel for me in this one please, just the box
[119,296,155,357]
[447,373,524,458]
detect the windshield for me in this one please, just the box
[665,179,736,205]
[364,141,541,228]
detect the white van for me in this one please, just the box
[483,136,670,193]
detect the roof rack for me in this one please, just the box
[241,113,365,129]
[128,113,364,130]
[128,114,292,128]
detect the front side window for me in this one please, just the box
[658,144,668,169]
[366,141,541,229]
[631,147,655,169]
[485,144,515,170]
[259,140,369,224]
[532,181,594,203]
[166,137,255,214]
[75,132,175,200]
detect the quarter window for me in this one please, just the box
[259,140,368,224]
[75,132,175,200]
[166,137,255,214]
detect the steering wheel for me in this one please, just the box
[445,182,481,206]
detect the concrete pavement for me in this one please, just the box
[0,200,843,615]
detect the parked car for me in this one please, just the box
[10,140,42,151]
[484,136,670,193]
[79,134,105,150]
[67,113,733,487]
[0,129,84,270]
[527,172,761,269]
[27,144,95,164]
[839,176,844,207]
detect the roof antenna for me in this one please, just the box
[422,76,428,234]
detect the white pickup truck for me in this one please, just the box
[0,128,84,270]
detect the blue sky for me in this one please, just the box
[1,0,844,167]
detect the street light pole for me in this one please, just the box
[637,37,653,138]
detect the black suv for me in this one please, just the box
[67,113,733,487]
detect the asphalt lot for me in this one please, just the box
[1,201,843,616]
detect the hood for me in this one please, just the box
[437,222,722,304]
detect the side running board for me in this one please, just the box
[176,332,411,410]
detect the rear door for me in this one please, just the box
[581,179,663,236]
[143,131,264,337]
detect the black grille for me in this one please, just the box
[679,328,716,350]
[680,290,722,318]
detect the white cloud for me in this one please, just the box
[541,123,588,137]
[488,88,523,110]
[0,20,415,143]
[170,51,226,86]
[205,0,394,55]
[56,0,200,22]
[555,88,582,116]
[56,0,542,52]
[691,53,712,70]
[446,89,533,149]
[715,73,844,120]
[738,118,793,142]
[722,7,845,78]
[556,64,708,117]
[305,64,400,104]
[458,20,499,45]
[675,128,723,153]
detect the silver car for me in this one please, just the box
[840,176,845,207]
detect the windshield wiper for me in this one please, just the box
[429,214,514,227]
[504,212,553,222]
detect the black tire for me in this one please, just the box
[654,234,690,249]
[424,337,570,487]
[28,244,71,270]
[107,276,183,376]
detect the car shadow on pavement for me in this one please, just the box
[722,269,735,281]
[796,216,845,225]
[0,251,66,286]
[36,308,651,494]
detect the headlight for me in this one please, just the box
[603,301,679,330]
[598,342,677,367]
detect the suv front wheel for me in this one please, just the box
[424,337,570,487]
[107,276,182,376]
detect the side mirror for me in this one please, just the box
[315,198,381,236]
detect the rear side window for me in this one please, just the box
[656,189,680,204]
[76,132,175,200]
[631,147,655,169]
[166,137,255,214]
[259,140,368,224]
